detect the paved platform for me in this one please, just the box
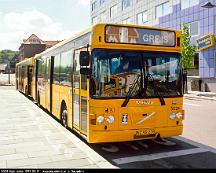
[184,91,216,101]
[0,86,116,169]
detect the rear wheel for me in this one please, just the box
[61,105,68,128]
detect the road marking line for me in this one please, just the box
[152,138,176,146]
[184,102,200,107]
[135,141,149,148]
[112,148,208,165]
[124,143,139,150]
[174,136,216,154]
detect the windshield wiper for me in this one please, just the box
[147,74,166,106]
[121,74,141,107]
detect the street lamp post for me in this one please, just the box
[7,58,11,84]
[7,59,11,85]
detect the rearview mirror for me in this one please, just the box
[80,51,90,66]
[80,67,90,77]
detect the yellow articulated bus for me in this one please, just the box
[16,57,35,96]
[17,24,184,143]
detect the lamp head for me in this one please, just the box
[201,2,216,8]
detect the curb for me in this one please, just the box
[184,94,216,101]
[19,91,118,169]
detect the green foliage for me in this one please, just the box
[0,50,19,64]
[181,24,196,69]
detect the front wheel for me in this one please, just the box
[61,106,68,128]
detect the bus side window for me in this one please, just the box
[53,54,61,84]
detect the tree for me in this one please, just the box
[0,50,19,64]
[181,24,196,69]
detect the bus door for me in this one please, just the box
[72,49,88,135]
[35,60,38,101]
[27,66,33,96]
[45,57,53,112]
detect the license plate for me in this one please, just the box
[134,129,156,139]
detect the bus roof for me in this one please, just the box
[34,26,92,58]
[16,57,35,66]
[34,23,181,58]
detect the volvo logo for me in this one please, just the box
[136,100,153,105]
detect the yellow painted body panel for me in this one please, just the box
[16,24,183,143]
[16,57,35,95]
[91,24,182,53]
[31,77,36,100]
[52,84,72,128]
[89,126,183,143]
[87,97,183,143]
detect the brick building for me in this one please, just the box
[18,34,61,62]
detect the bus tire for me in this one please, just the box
[61,102,68,128]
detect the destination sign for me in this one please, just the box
[197,34,215,51]
[105,25,176,46]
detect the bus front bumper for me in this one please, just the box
[88,126,183,143]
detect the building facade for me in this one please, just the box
[18,34,61,62]
[90,0,216,92]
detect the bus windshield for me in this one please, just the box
[91,49,182,98]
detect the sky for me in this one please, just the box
[0,0,90,51]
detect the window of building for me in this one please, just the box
[188,21,199,36]
[181,0,199,10]
[91,1,97,12]
[193,53,199,69]
[92,16,100,24]
[100,11,107,23]
[100,0,105,5]
[122,17,132,24]
[214,16,216,34]
[137,11,148,24]
[156,1,172,18]
[110,4,118,18]
[122,0,131,10]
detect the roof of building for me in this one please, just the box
[19,34,61,49]
[43,40,62,46]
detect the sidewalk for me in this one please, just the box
[0,74,15,86]
[0,86,116,169]
[184,90,216,101]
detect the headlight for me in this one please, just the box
[97,115,104,124]
[176,112,183,119]
[169,112,176,120]
[107,115,115,124]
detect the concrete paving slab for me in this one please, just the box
[7,156,52,168]
[0,149,16,156]
[0,160,6,168]
[0,139,24,145]
[80,164,100,168]
[49,152,87,162]
[0,86,115,168]
[15,145,50,153]
[0,153,28,161]
[36,158,95,168]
